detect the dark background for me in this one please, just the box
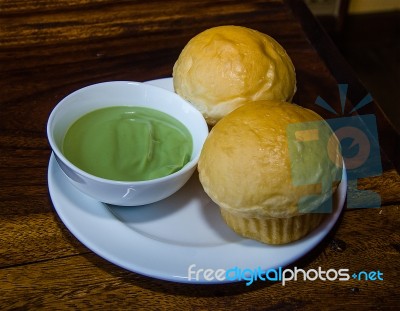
[305,0,400,133]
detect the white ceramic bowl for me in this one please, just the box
[47,81,209,206]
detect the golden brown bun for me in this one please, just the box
[172,25,296,125]
[198,101,343,244]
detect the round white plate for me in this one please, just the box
[47,78,347,284]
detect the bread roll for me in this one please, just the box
[198,101,343,244]
[173,25,296,125]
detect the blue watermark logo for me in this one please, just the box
[187,264,383,286]
[287,84,382,211]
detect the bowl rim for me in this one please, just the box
[46,80,209,185]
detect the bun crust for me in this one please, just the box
[198,101,342,219]
[173,25,296,125]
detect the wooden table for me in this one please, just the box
[1,0,399,309]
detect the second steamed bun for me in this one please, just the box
[173,25,296,125]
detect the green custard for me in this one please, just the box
[63,106,193,181]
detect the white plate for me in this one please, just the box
[47,78,347,284]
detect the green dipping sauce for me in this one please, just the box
[63,106,193,181]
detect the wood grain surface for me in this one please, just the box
[1,0,399,309]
